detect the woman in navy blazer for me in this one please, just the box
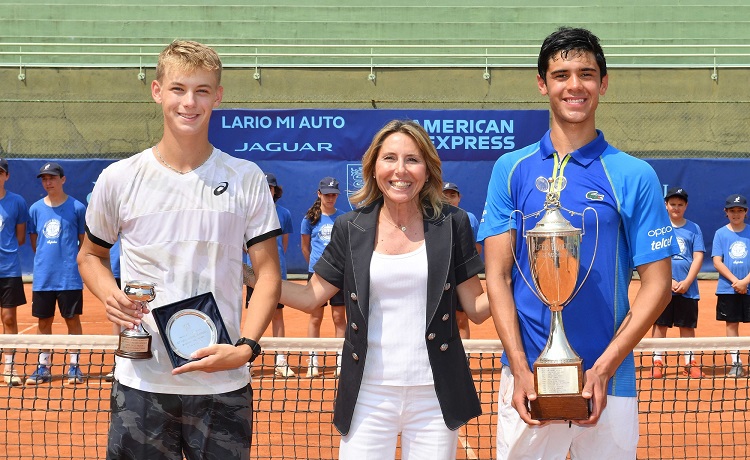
[247,120,490,459]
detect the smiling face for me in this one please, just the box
[538,50,607,132]
[374,132,429,208]
[151,66,223,140]
[725,206,747,227]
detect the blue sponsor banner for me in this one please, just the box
[209,109,550,272]
[7,126,745,276]
[209,109,549,162]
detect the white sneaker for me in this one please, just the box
[275,364,296,378]
[728,362,745,378]
[3,369,21,386]
[306,364,319,378]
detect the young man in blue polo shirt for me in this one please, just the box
[479,27,677,459]
[27,162,88,385]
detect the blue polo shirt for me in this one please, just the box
[671,220,704,299]
[478,130,678,397]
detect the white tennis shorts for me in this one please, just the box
[497,366,639,460]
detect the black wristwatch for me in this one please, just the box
[234,337,262,363]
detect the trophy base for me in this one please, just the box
[115,333,153,360]
[529,393,590,421]
[532,360,589,421]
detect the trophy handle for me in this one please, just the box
[562,206,599,306]
[509,209,548,305]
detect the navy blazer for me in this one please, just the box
[314,199,484,435]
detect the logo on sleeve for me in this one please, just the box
[213,181,229,196]
[648,225,673,251]
[585,191,604,201]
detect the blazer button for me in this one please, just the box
[352,352,359,361]
[442,313,449,321]
[443,283,450,290]
[440,343,449,352]
[350,292,358,301]
[427,333,436,340]
[351,322,359,331]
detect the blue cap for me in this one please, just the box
[265,173,278,187]
[725,194,748,210]
[318,177,340,195]
[665,187,688,202]
[37,162,64,178]
[443,182,460,193]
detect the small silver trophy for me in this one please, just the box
[512,175,597,421]
[115,280,156,360]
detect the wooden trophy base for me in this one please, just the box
[529,393,590,421]
[530,361,590,421]
[115,333,153,360]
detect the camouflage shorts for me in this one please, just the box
[107,381,253,460]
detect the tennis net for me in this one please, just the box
[0,335,748,459]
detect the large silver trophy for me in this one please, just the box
[512,175,597,421]
[115,281,156,360]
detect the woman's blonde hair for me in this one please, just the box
[349,120,444,219]
[155,40,222,84]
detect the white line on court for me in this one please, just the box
[458,427,478,460]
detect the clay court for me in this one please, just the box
[2,279,748,459]
[11,279,728,339]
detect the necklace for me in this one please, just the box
[153,144,212,175]
[380,210,417,232]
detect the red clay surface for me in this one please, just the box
[12,279,726,339]
[5,279,746,460]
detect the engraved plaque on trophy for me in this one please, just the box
[512,177,597,421]
[115,281,156,360]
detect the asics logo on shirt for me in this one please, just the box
[213,182,229,196]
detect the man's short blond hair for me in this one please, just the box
[155,40,222,84]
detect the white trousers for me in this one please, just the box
[497,366,639,460]
[339,383,458,460]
